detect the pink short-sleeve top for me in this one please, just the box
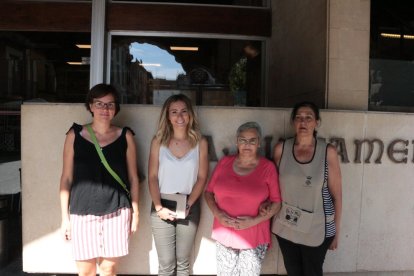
[206,155,281,249]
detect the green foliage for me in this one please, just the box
[229,57,247,92]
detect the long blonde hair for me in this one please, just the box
[155,94,201,147]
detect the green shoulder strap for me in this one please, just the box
[86,124,130,197]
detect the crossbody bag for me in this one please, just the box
[86,124,130,197]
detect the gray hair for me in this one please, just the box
[236,121,262,139]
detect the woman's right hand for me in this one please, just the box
[204,191,236,228]
[217,211,237,228]
[156,207,177,221]
[61,219,71,241]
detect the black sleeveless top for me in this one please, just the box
[68,123,132,215]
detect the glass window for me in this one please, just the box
[110,35,264,106]
[0,31,90,162]
[370,0,414,112]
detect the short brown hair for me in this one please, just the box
[85,83,121,116]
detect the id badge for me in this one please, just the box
[277,203,314,233]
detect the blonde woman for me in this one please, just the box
[148,94,208,276]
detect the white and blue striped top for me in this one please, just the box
[323,160,336,237]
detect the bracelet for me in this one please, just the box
[156,207,164,213]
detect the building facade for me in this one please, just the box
[2,0,414,274]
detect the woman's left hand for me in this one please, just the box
[234,216,257,230]
[329,235,339,250]
[130,213,139,234]
[185,205,191,218]
[259,200,272,216]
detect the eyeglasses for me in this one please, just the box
[294,115,315,123]
[93,101,116,110]
[237,137,259,145]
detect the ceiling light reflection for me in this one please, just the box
[380,33,401,39]
[140,63,161,67]
[170,46,199,51]
[76,44,91,49]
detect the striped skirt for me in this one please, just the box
[70,207,131,261]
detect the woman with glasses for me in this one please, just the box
[270,101,342,276]
[60,83,139,276]
[204,121,281,276]
[148,94,209,276]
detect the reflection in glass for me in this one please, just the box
[0,31,90,162]
[129,42,184,80]
[110,36,263,106]
[370,0,414,112]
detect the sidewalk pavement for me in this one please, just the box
[2,256,413,276]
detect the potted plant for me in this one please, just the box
[228,57,247,106]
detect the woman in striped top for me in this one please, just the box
[269,101,342,276]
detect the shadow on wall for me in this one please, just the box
[21,104,157,274]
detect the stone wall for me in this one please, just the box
[21,103,414,274]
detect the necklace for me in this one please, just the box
[171,138,189,148]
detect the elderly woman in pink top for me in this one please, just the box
[205,121,281,276]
